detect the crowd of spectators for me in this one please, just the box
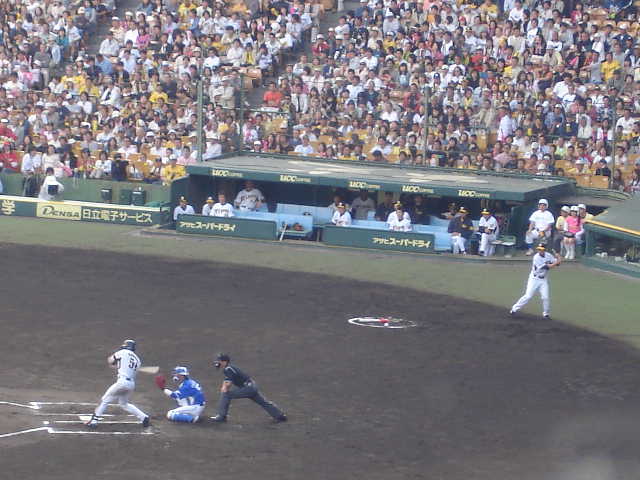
[0,0,639,196]
[248,0,640,194]
[0,0,322,190]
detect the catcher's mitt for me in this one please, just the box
[154,374,166,390]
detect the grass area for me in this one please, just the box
[1,216,638,347]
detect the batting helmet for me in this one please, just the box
[121,339,136,351]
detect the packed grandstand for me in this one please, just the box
[0,0,638,195]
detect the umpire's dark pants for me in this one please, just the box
[217,381,283,419]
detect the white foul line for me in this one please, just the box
[0,427,49,438]
[0,401,40,410]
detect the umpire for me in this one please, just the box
[211,353,287,423]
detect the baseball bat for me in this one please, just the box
[279,223,288,241]
[138,366,160,374]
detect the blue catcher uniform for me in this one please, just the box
[164,366,206,423]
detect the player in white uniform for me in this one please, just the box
[201,196,215,216]
[211,193,235,217]
[478,208,499,256]
[350,190,376,220]
[174,196,195,220]
[509,244,561,319]
[387,203,412,231]
[234,181,265,211]
[525,198,554,255]
[331,202,352,226]
[86,339,150,428]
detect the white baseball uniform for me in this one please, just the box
[211,202,235,217]
[525,209,554,245]
[234,188,265,211]
[92,348,148,422]
[174,204,195,220]
[202,202,214,216]
[479,215,499,256]
[387,211,412,231]
[332,210,352,226]
[511,252,557,316]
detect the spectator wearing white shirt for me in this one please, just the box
[294,136,314,155]
[616,108,636,136]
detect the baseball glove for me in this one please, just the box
[154,374,166,390]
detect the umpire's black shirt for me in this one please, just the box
[223,364,251,387]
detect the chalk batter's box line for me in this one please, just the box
[35,413,135,417]
[51,421,141,425]
[50,429,154,435]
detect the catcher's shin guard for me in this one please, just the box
[168,412,196,423]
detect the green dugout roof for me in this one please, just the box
[187,154,573,202]
[586,195,640,242]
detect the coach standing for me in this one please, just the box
[210,353,287,424]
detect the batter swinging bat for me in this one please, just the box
[138,366,160,374]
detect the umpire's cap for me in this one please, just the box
[216,353,230,363]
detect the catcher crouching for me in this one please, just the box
[155,366,206,423]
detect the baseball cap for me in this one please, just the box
[481,208,490,215]
[578,203,586,210]
[459,207,468,214]
[538,198,548,205]
[206,196,214,203]
[570,205,579,212]
[215,353,230,362]
[561,206,570,213]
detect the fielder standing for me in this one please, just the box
[509,244,561,319]
[86,339,150,428]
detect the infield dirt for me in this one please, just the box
[1,244,640,480]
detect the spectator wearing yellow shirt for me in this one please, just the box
[382,32,396,50]
[162,156,186,185]
[600,52,620,83]
[178,1,198,20]
[566,158,591,176]
[61,65,86,93]
[479,0,498,18]
[149,85,169,104]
